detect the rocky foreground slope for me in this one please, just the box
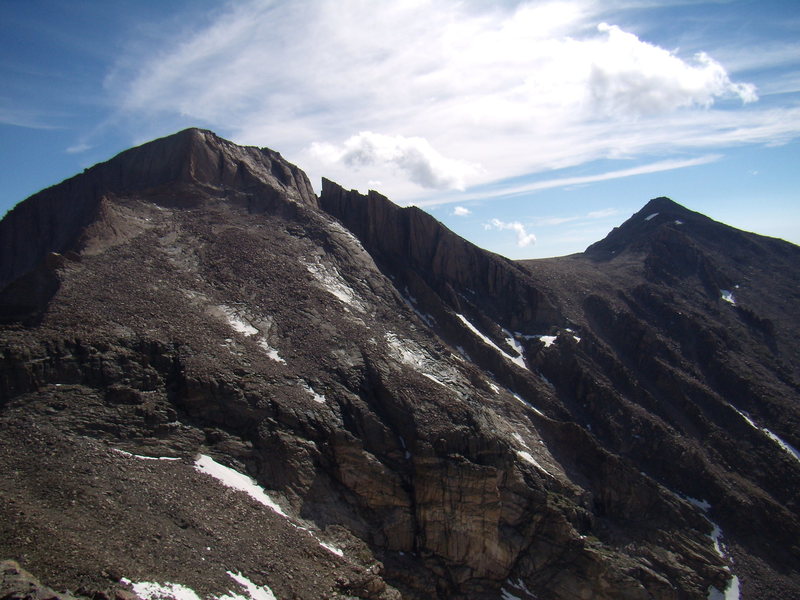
[0,129,798,600]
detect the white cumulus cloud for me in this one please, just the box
[453,206,471,216]
[311,131,477,191]
[587,23,758,117]
[484,218,536,247]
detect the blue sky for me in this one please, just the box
[2,0,799,258]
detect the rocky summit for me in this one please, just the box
[1,128,798,600]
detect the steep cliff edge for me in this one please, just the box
[0,128,316,290]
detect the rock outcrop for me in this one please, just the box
[1,129,798,600]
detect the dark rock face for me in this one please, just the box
[0,129,316,290]
[1,130,798,600]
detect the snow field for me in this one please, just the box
[122,571,278,600]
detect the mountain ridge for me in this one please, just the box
[1,128,798,600]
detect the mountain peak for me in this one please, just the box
[0,128,317,290]
[584,196,711,258]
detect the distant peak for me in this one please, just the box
[642,196,682,211]
[637,197,695,217]
[585,197,710,258]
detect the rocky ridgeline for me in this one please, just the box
[1,129,798,600]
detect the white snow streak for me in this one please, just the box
[645,212,659,221]
[729,405,800,463]
[502,328,528,370]
[123,581,201,600]
[513,432,551,477]
[456,314,528,370]
[113,449,180,461]
[502,577,536,600]
[708,576,740,600]
[221,572,277,600]
[194,454,288,518]
[512,393,546,417]
[257,340,286,363]
[217,306,285,362]
[303,256,364,311]
[676,495,740,600]
[299,380,326,403]
[720,290,736,304]
[219,306,259,336]
[422,372,447,387]
[123,573,279,600]
[318,541,345,557]
[402,287,436,327]
[516,450,551,476]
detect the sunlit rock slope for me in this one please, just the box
[1,129,798,600]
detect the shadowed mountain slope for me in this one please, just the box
[1,129,798,600]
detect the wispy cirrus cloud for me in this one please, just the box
[100,0,799,202]
[417,154,722,207]
[532,207,619,227]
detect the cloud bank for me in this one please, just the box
[103,0,797,202]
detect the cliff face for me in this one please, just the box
[319,178,558,331]
[0,128,316,290]
[1,130,798,600]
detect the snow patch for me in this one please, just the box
[318,541,345,557]
[219,306,259,336]
[302,256,364,311]
[299,380,326,404]
[502,578,536,600]
[327,219,365,249]
[708,575,740,600]
[216,306,284,362]
[502,328,528,370]
[113,449,180,461]
[538,335,557,348]
[512,393,546,417]
[675,220,684,225]
[720,290,736,305]
[516,450,552,476]
[194,454,288,518]
[422,372,447,387]
[221,572,277,600]
[684,496,712,512]
[676,494,739,599]
[456,314,528,370]
[512,432,527,447]
[385,332,462,388]
[123,581,201,600]
[256,340,285,363]
[645,212,659,221]
[729,404,800,463]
